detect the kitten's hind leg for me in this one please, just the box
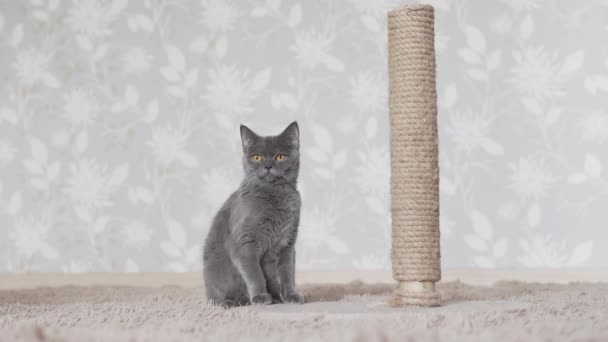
[219,296,250,309]
[208,296,246,309]
[219,299,238,308]
[206,295,232,308]
[235,295,250,306]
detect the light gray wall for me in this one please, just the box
[0,0,606,272]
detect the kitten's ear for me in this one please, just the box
[240,124,258,150]
[280,121,299,148]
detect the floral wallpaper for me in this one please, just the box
[0,0,606,273]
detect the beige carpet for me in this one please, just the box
[1,281,607,341]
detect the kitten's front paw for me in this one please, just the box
[284,292,304,304]
[251,293,272,305]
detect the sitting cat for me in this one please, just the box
[203,122,304,307]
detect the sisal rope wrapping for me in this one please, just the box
[387,4,441,307]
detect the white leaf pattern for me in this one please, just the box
[30,138,47,165]
[464,235,488,252]
[125,259,139,272]
[527,203,541,228]
[584,154,601,178]
[471,210,493,241]
[0,1,603,272]
[166,45,186,72]
[458,48,481,64]
[7,191,22,215]
[11,24,23,47]
[464,25,485,53]
[311,123,332,153]
[365,117,377,139]
[441,83,458,108]
[167,219,186,248]
[251,8,267,17]
[568,241,593,266]
[487,50,501,70]
[108,164,129,187]
[562,50,584,74]
[251,68,271,92]
[75,131,88,153]
[161,242,181,258]
[493,238,508,258]
[160,66,180,82]
[23,159,43,175]
[520,15,533,40]
[215,36,227,59]
[288,4,301,27]
[481,139,504,155]
[125,85,139,107]
[361,15,380,32]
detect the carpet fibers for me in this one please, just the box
[1,281,607,341]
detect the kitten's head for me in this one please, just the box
[240,122,300,185]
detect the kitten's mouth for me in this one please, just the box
[259,170,280,182]
[259,170,272,179]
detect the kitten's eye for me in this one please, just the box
[275,154,286,161]
[251,155,263,162]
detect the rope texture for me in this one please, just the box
[388,4,441,307]
[389,288,441,307]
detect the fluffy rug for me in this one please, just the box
[1,281,607,341]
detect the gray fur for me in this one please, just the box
[203,122,304,308]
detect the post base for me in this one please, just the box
[390,281,440,307]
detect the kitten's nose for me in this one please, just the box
[265,165,272,170]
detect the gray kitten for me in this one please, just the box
[203,122,304,308]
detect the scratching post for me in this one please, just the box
[387,5,441,307]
